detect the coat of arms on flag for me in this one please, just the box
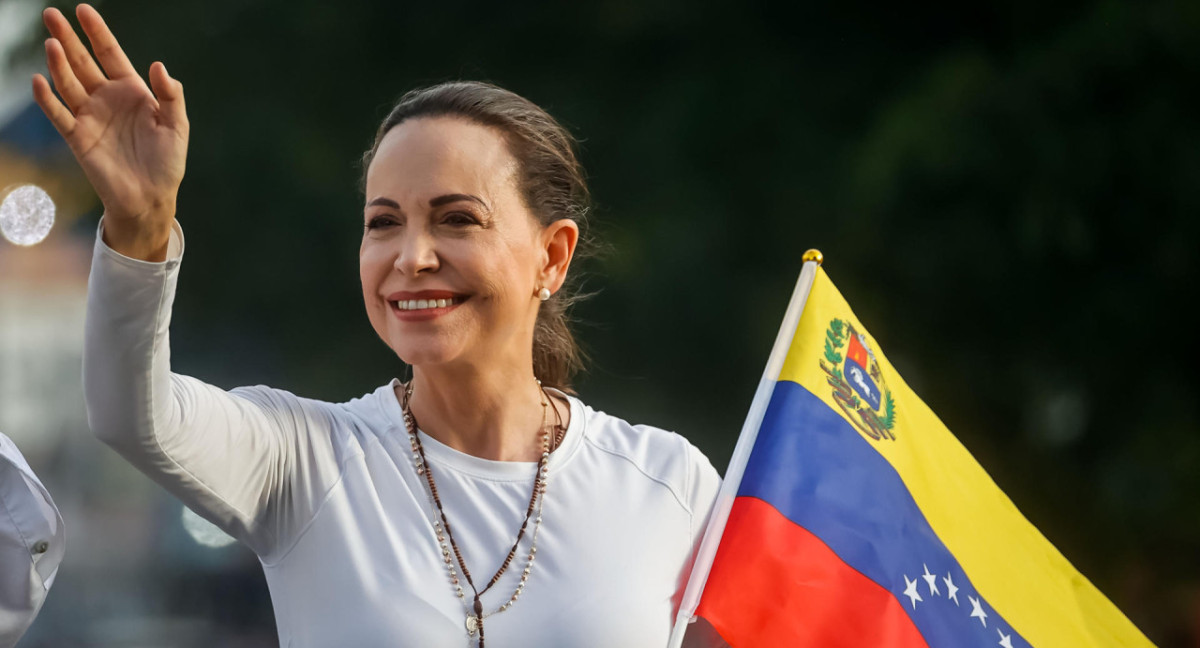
[820,319,896,441]
[669,250,1154,648]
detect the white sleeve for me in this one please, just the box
[83,221,347,559]
[679,441,726,648]
[0,433,64,648]
[683,439,721,552]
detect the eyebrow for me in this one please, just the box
[429,193,490,211]
[366,197,401,210]
[365,194,490,211]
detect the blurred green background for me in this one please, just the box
[1,0,1197,645]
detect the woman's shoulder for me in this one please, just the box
[575,399,699,459]
[573,397,720,511]
[225,381,399,439]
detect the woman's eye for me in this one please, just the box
[365,215,399,230]
[443,211,479,226]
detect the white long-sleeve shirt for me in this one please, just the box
[0,433,64,648]
[83,223,721,647]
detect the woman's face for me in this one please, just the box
[360,116,554,371]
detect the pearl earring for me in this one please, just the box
[538,287,551,302]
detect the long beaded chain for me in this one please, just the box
[401,380,565,647]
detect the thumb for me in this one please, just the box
[149,61,187,131]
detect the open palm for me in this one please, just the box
[33,4,188,260]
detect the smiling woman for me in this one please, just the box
[358,107,582,399]
[360,83,593,394]
[35,4,721,647]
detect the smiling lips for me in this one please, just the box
[386,291,466,320]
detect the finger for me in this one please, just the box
[42,7,106,91]
[76,4,138,80]
[32,74,78,138]
[149,62,187,131]
[44,39,90,113]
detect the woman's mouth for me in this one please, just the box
[392,297,465,311]
[386,292,468,319]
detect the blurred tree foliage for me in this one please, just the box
[22,0,1200,643]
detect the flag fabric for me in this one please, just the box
[671,260,1153,648]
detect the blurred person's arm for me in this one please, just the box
[0,433,64,648]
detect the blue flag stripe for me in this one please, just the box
[738,380,1031,648]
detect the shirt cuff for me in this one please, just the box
[95,217,185,264]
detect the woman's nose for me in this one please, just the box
[394,230,439,276]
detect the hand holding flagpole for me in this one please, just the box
[32,4,188,262]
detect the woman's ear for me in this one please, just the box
[540,219,580,294]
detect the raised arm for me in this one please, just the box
[35,6,343,558]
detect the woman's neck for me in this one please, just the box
[402,363,559,462]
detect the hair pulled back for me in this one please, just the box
[362,81,592,391]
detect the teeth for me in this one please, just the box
[395,298,457,311]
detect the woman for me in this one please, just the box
[35,4,720,646]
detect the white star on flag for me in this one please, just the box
[969,595,988,627]
[998,629,1014,648]
[921,564,940,596]
[944,573,960,605]
[902,575,923,610]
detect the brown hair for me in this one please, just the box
[362,81,593,391]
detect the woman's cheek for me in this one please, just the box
[359,242,393,280]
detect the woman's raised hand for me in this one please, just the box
[32,4,188,262]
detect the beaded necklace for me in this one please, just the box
[400,380,565,647]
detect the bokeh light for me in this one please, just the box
[0,184,55,246]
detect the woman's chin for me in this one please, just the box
[389,342,463,369]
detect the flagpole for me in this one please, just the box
[666,250,823,648]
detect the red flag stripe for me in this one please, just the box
[695,497,931,648]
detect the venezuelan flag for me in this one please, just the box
[670,257,1153,648]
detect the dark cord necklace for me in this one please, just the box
[400,380,565,647]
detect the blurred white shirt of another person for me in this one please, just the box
[0,432,64,648]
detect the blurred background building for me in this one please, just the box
[1,0,1197,645]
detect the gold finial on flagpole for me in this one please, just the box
[802,249,824,265]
